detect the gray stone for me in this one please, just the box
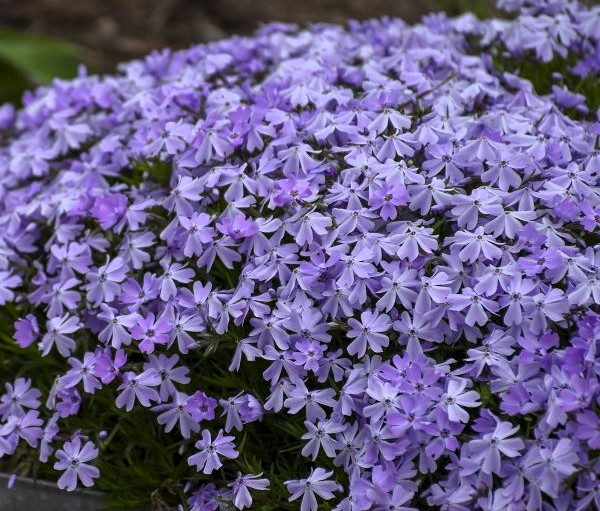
[0,473,105,511]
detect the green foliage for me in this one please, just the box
[0,28,83,104]
[129,158,174,188]
[488,44,600,115]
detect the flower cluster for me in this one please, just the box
[0,0,600,510]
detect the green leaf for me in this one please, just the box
[0,28,83,103]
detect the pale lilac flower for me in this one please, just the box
[86,257,127,305]
[301,419,345,460]
[347,310,391,357]
[442,378,481,423]
[39,315,81,357]
[469,420,524,475]
[228,472,270,510]
[155,392,200,439]
[285,468,340,511]
[187,429,239,474]
[0,271,21,305]
[53,438,99,491]
[115,370,161,412]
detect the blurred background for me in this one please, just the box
[0,0,496,102]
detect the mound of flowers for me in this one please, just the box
[0,0,599,509]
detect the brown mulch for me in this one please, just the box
[0,0,489,74]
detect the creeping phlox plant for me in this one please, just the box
[0,0,599,509]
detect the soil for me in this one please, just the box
[0,0,494,74]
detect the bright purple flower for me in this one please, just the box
[94,347,127,384]
[216,214,258,240]
[130,312,172,354]
[369,182,409,220]
[119,274,159,312]
[185,391,218,422]
[90,193,128,231]
[13,314,39,348]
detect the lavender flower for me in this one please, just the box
[0,0,598,507]
[53,438,99,491]
[228,472,270,509]
[285,468,340,511]
[187,429,239,474]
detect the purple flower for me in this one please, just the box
[43,277,80,318]
[524,439,579,497]
[447,288,499,327]
[144,353,190,400]
[185,390,218,422]
[292,339,325,372]
[130,313,172,354]
[158,262,195,301]
[62,353,101,394]
[450,227,503,263]
[53,438,99,491]
[119,274,159,312]
[442,378,481,423]
[228,472,270,510]
[97,305,137,348]
[90,193,128,231]
[369,182,409,220]
[13,315,39,348]
[86,257,127,305]
[347,310,391,357]
[0,4,598,508]
[285,468,340,511]
[179,212,213,257]
[301,419,345,460]
[115,370,161,412]
[187,429,239,474]
[0,271,21,305]
[155,392,199,438]
[0,378,41,419]
[284,380,337,423]
[576,411,600,449]
[216,214,258,240]
[39,314,81,357]
[468,419,524,475]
